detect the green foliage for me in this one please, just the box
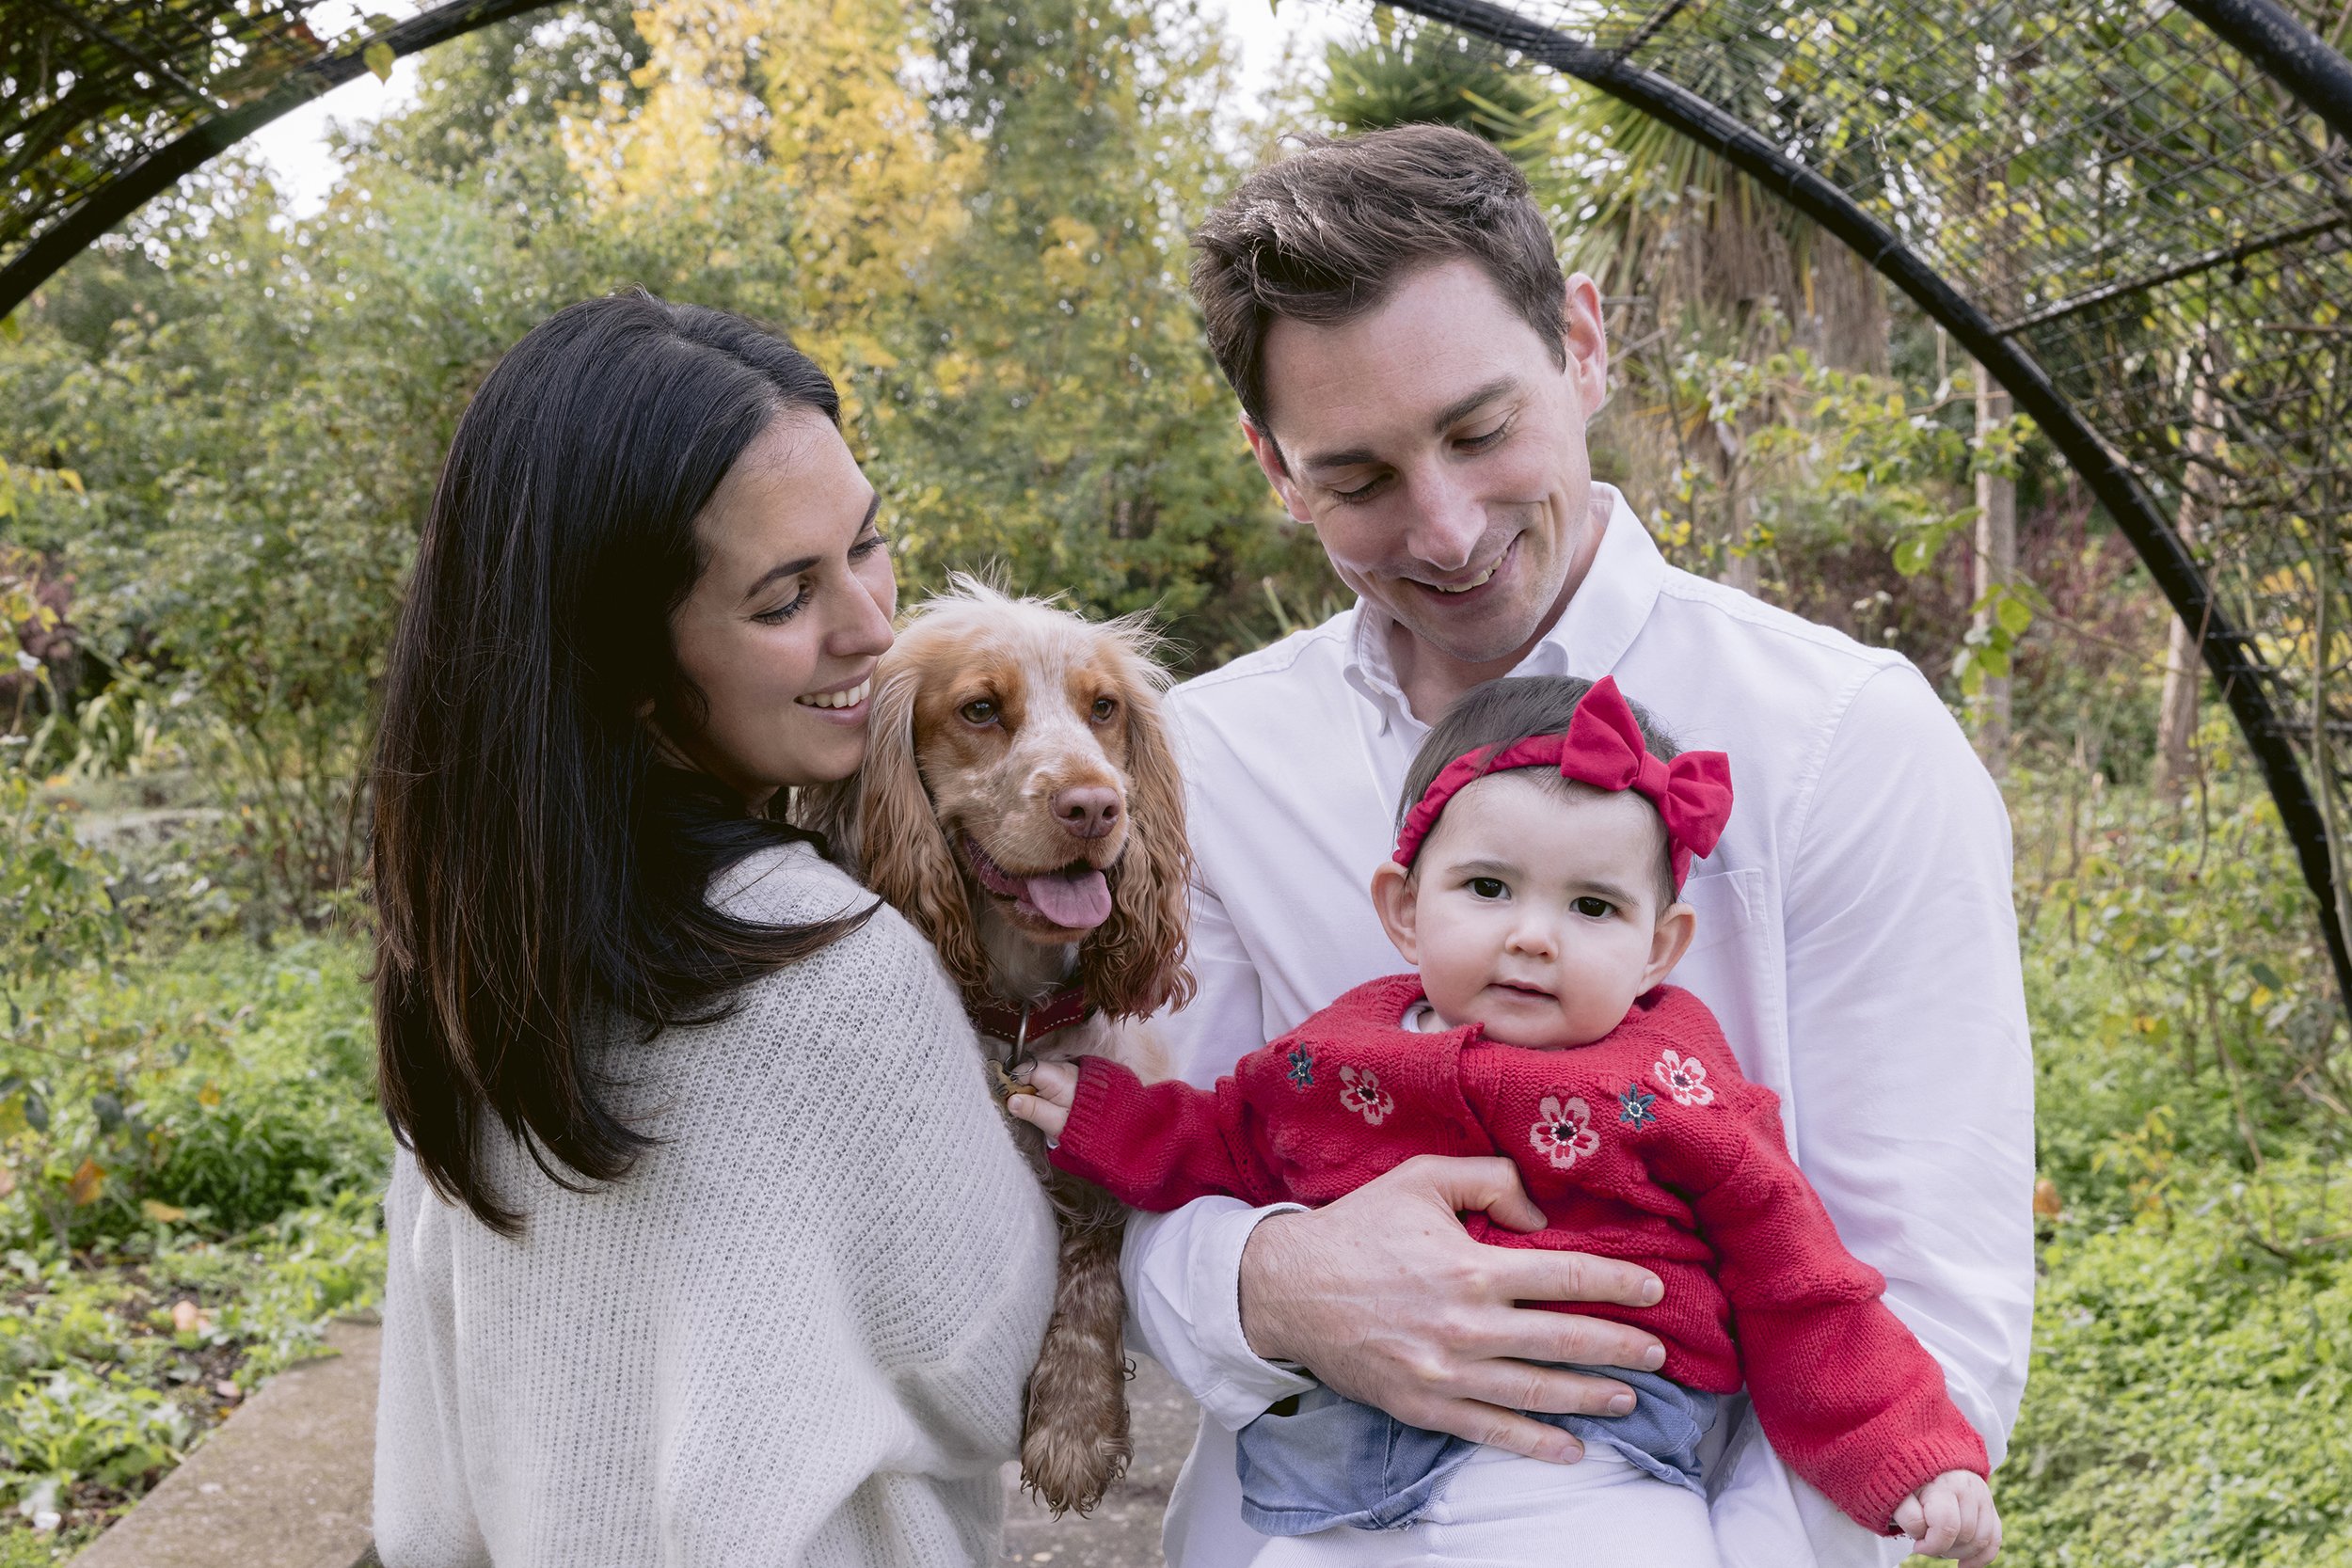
[0,1370,188,1513]
[2008,1191,2352,1567]
[2,6,2346,1560]
[0,775,117,1000]
[2003,757,2351,1564]
[0,936,385,1546]
[1319,9,1559,162]
[874,0,1329,666]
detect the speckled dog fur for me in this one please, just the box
[798,577,1194,1515]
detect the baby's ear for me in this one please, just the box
[1645,900,1697,989]
[1370,860,1421,966]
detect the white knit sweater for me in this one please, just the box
[373,843,1057,1566]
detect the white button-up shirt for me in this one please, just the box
[1126,486,2034,1567]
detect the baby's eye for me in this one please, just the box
[1468,877,1507,900]
[1572,895,1614,919]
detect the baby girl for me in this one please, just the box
[1009,673,2001,1567]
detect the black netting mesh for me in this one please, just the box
[1322,0,2352,990]
[2,0,2350,985]
[1,0,327,245]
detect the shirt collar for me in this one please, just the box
[1342,483,1666,734]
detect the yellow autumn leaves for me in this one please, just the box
[564,0,981,410]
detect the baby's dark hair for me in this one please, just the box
[1397,675,1684,907]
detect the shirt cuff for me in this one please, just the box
[1196,1201,1317,1430]
[1123,1199,1316,1432]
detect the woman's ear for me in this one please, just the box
[1644,900,1698,990]
[1081,661,1195,1020]
[1370,860,1421,967]
[854,671,989,995]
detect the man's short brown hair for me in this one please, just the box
[1189,123,1567,449]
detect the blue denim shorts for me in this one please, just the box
[1234,1365,1721,1536]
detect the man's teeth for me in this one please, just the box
[1427,561,1501,594]
[796,678,871,710]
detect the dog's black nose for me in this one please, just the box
[1052,786,1121,839]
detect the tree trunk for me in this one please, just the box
[1973,369,2016,774]
[2154,346,2217,794]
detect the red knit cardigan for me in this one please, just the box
[1050,974,1988,1534]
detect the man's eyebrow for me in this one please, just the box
[1295,378,1521,474]
[739,493,881,604]
[1430,376,1519,436]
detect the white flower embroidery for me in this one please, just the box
[1652,1048,1715,1107]
[1530,1095,1600,1170]
[1338,1065,1395,1127]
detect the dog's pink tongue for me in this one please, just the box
[1025,869,1112,929]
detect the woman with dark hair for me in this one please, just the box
[368,291,1055,1565]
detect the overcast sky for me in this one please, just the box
[245,0,1343,215]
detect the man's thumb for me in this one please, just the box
[1406,1155,1548,1232]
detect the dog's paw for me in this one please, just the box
[1020,1406,1132,1518]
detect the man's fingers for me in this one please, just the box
[1443,1241,1664,1316]
[1454,1361,1642,1420]
[1481,1303,1665,1375]
[1396,1396,1587,1465]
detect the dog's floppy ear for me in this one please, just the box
[1079,659,1195,1020]
[844,669,991,996]
[790,770,862,869]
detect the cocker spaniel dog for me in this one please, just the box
[797,576,1193,1515]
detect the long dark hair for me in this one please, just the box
[372,291,876,1234]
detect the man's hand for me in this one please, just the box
[1893,1471,2000,1567]
[1237,1154,1667,1464]
[1005,1061,1077,1141]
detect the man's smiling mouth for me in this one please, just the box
[1408,535,1516,595]
[1427,561,1500,594]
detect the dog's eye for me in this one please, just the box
[1090,697,1117,723]
[959,698,999,725]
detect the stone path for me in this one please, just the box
[74,1318,379,1568]
[1002,1356,1197,1567]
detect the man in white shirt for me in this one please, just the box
[1124,124,2033,1565]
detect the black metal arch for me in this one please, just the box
[5,0,2352,1002]
[0,0,561,320]
[1384,0,2352,1004]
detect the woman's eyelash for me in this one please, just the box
[755,530,886,624]
[754,581,813,625]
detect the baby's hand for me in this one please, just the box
[1894,1470,2000,1567]
[1004,1060,1080,1141]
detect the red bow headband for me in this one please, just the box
[1392,676,1734,890]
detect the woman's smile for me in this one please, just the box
[795,673,875,721]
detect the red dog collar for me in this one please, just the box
[968,984,1096,1052]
